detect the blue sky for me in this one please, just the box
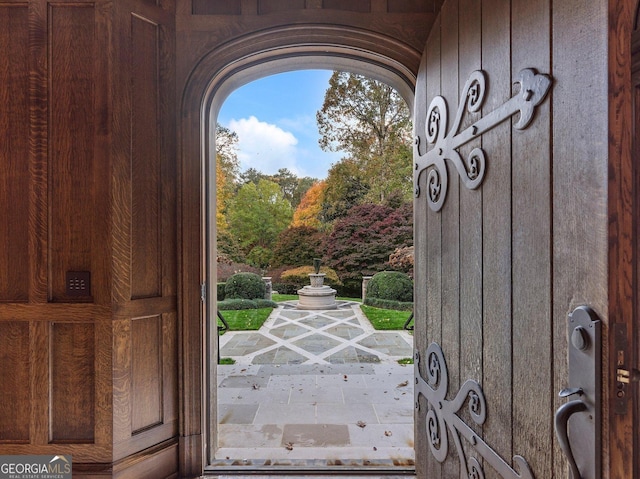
[217,70,344,180]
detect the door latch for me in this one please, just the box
[616,367,640,384]
[554,305,601,479]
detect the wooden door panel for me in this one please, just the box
[511,0,553,475]
[480,0,512,467]
[413,1,608,478]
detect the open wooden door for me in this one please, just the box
[412,1,609,478]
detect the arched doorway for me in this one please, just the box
[178,25,421,475]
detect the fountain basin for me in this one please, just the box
[296,285,337,310]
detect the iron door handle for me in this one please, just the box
[555,399,588,479]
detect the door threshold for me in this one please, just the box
[204,462,415,476]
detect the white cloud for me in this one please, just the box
[228,116,300,176]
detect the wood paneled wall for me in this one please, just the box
[111,0,178,475]
[0,0,113,467]
[414,0,609,478]
[0,1,178,477]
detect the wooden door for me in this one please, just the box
[412,1,609,478]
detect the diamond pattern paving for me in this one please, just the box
[324,324,364,340]
[269,324,308,339]
[252,346,307,365]
[215,302,415,466]
[218,301,413,365]
[292,333,341,354]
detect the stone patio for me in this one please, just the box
[213,301,415,470]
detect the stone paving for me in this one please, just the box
[213,301,415,470]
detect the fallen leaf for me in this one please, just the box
[285,442,294,451]
[373,446,377,451]
[397,380,409,388]
[252,384,260,390]
[384,430,393,436]
[343,375,348,381]
[357,421,367,428]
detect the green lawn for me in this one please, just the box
[217,307,272,333]
[359,304,413,330]
[217,297,409,332]
[271,293,298,302]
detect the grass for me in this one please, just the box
[219,357,236,365]
[217,307,273,333]
[359,304,413,330]
[218,296,409,333]
[397,357,414,365]
[271,293,298,302]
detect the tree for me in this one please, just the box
[239,167,316,209]
[320,159,369,224]
[317,71,413,203]
[269,168,299,204]
[291,176,316,208]
[239,167,264,186]
[226,178,293,254]
[292,180,326,228]
[323,202,413,284]
[215,124,240,234]
[271,226,326,267]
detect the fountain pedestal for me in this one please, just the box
[297,273,337,310]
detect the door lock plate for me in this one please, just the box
[557,306,601,479]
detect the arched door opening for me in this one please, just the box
[211,69,415,472]
[178,28,421,474]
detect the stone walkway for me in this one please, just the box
[213,301,415,470]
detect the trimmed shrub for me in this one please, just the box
[272,282,299,295]
[366,271,413,303]
[281,266,342,286]
[255,299,278,308]
[217,298,258,310]
[217,283,226,301]
[224,272,266,300]
[217,298,277,311]
[364,297,413,311]
[217,258,261,282]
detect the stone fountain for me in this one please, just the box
[296,258,337,310]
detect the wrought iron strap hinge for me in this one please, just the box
[414,68,553,211]
[415,342,535,479]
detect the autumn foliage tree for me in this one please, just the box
[271,226,326,268]
[292,180,326,228]
[317,71,413,204]
[323,202,413,288]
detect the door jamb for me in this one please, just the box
[177,26,419,475]
[607,1,637,478]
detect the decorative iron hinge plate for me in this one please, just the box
[414,68,552,211]
[415,342,534,479]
